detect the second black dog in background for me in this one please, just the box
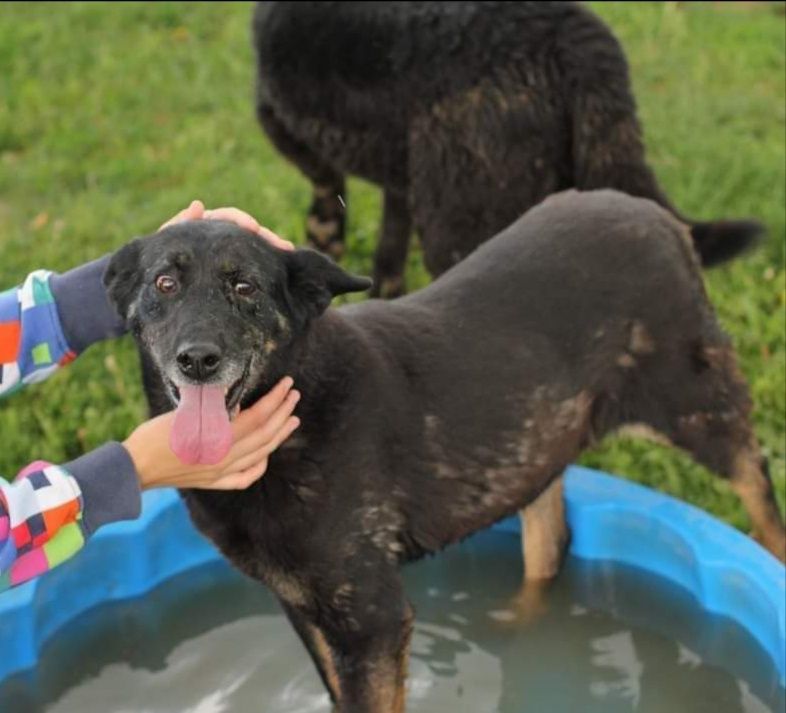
[253,1,762,297]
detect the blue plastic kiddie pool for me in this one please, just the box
[0,465,783,695]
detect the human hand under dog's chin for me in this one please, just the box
[159,199,295,251]
[123,377,301,491]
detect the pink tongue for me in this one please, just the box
[170,385,233,465]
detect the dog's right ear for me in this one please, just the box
[283,249,372,326]
[103,240,143,320]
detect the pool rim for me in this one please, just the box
[0,465,783,687]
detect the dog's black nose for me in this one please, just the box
[176,343,222,380]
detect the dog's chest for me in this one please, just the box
[180,454,333,582]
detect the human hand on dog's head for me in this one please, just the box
[123,376,301,490]
[159,199,295,252]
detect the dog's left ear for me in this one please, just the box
[285,249,372,322]
[103,239,143,321]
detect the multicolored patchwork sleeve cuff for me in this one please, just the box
[0,444,143,591]
[0,461,86,591]
[0,270,76,399]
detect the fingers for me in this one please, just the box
[159,202,295,251]
[264,414,301,453]
[231,376,295,439]
[219,444,271,477]
[251,375,296,420]
[229,388,300,458]
[203,206,296,251]
[210,460,269,491]
[254,390,301,443]
[212,415,300,490]
[203,206,261,233]
[185,199,205,219]
[257,225,296,251]
[228,415,301,473]
[159,199,205,230]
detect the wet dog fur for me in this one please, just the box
[252,1,763,298]
[105,190,784,712]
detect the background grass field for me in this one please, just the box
[0,1,783,533]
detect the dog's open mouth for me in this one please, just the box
[167,363,250,467]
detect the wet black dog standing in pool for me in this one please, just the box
[104,191,785,713]
[253,1,761,298]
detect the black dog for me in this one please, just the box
[253,1,762,297]
[105,191,784,712]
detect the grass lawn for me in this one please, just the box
[0,1,783,533]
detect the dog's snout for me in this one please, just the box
[176,342,222,380]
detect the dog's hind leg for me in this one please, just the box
[679,431,782,561]
[683,348,785,561]
[559,14,760,265]
[617,340,786,561]
[407,110,546,279]
[256,102,346,259]
[729,447,786,560]
[520,474,569,580]
[371,189,412,299]
[499,476,569,626]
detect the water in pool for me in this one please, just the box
[1,530,783,713]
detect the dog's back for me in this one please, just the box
[351,190,706,385]
[253,1,603,190]
[254,2,579,135]
[336,191,715,545]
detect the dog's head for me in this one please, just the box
[104,220,370,464]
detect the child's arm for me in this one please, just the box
[0,379,300,590]
[0,446,139,590]
[0,262,140,589]
[0,257,125,399]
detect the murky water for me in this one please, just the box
[1,530,783,713]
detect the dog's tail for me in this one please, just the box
[686,220,764,267]
[560,6,763,267]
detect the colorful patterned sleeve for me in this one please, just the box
[0,263,141,591]
[0,270,76,398]
[0,461,85,590]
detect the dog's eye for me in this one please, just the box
[233,281,256,297]
[155,275,178,294]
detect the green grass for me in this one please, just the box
[0,1,783,532]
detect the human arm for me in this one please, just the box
[0,377,299,590]
[0,200,293,399]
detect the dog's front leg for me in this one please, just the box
[286,576,414,713]
[281,601,344,708]
[330,598,414,713]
